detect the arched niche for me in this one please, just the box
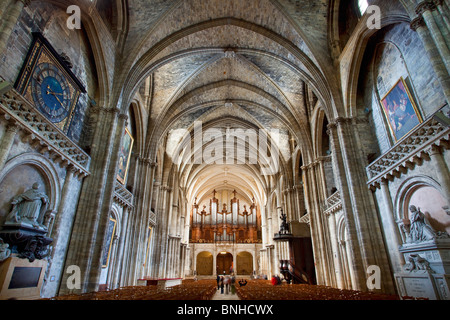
[236,251,253,275]
[406,186,449,235]
[394,176,449,243]
[403,183,450,233]
[0,153,61,226]
[196,251,213,275]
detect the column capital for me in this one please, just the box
[5,121,19,133]
[410,16,426,31]
[335,116,352,126]
[425,143,443,156]
[416,1,437,15]
[118,113,129,123]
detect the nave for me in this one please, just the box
[45,278,399,301]
[0,0,449,302]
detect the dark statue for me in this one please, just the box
[279,209,290,235]
[0,182,53,262]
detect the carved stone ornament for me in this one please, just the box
[403,254,433,273]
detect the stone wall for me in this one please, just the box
[0,2,97,298]
[0,2,97,145]
[358,22,446,156]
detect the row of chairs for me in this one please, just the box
[235,280,400,300]
[47,280,218,300]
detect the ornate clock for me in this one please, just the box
[14,32,86,134]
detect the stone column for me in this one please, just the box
[427,144,450,200]
[330,118,396,293]
[326,210,345,289]
[0,0,29,56]
[302,164,329,286]
[411,11,450,102]
[327,121,366,290]
[135,159,155,281]
[106,235,119,289]
[293,185,304,221]
[379,179,405,269]
[60,107,124,294]
[416,1,450,72]
[157,185,172,279]
[112,205,129,289]
[0,121,18,171]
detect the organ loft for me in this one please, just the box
[190,190,261,244]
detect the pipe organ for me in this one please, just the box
[190,190,261,243]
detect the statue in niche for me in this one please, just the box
[5,183,49,230]
[407,205,449,243]
[0,238,11,262]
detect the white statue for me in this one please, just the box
[407,205,449,243]
[5,183,49,229]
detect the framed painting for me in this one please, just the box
[117,127,134,185]
[102,217,117,268]
[380,78,423,141]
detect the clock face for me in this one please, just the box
[31,62,72,123]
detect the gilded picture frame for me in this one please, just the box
[380,77,423,141]
[117,127,134,185]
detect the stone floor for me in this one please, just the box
[211,286,240,300]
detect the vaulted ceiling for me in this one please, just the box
[108,0,337,207]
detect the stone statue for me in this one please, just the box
[403,254,432,273]
[0,237,11,262]
[407,205,449,243]
[5,183,49,229]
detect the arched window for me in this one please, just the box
[358,0,369,16]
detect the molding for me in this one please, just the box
[0,86,91,177]
[366,112,450,190]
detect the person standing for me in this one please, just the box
[219,276,224,294]
[224,274,230,294]
[230,274,236,295]
[216,274,220,290]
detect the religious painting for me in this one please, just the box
[102,217,117,268]
[117,127,134,185]
[380,78,423,141]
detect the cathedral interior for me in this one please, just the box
[0,0,449,302]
